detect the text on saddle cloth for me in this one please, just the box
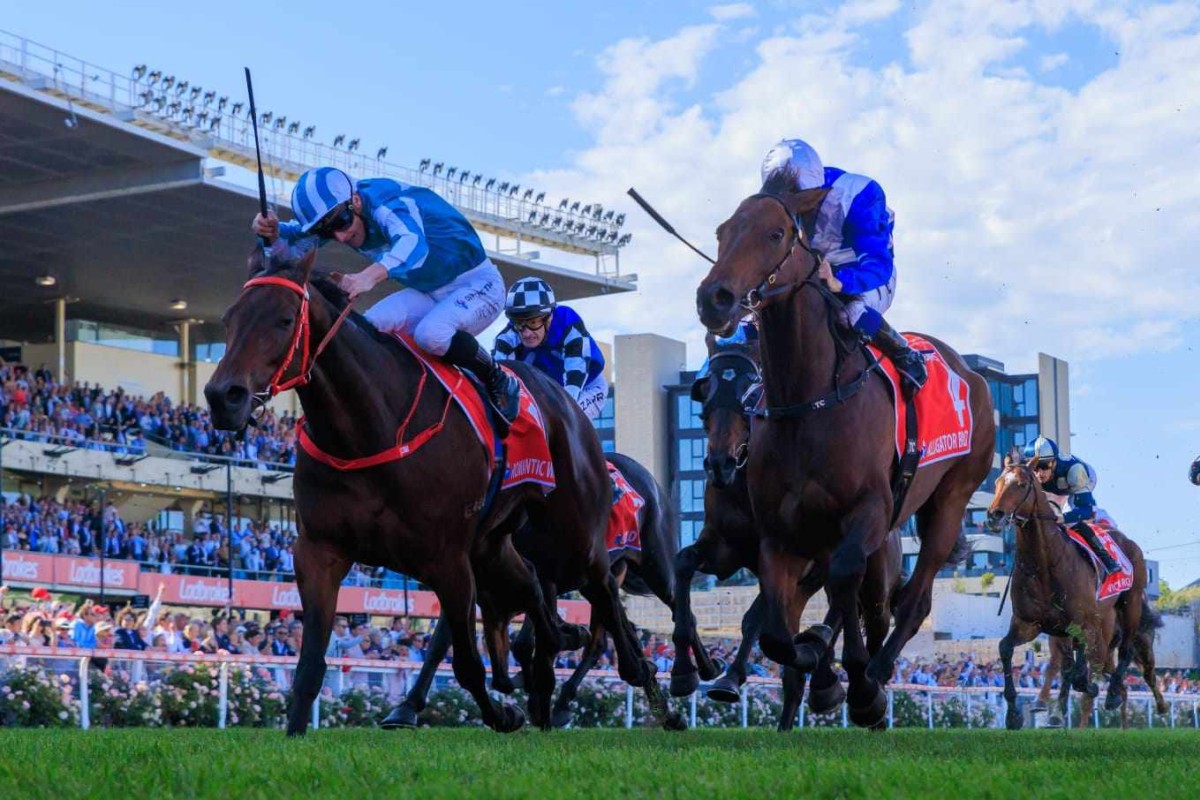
[1065,522,1134,602]
[868,333,973,469]
[606,461,645,553]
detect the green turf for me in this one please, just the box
[0,728,1194,799]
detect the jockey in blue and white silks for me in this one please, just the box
[252,167,519,430]
[760,139,926,395]
[1025,435,1119,575]
[493,277,609,421]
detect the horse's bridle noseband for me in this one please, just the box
[742,193,825,312]
[996,468,1059,529]
[239,275,355,416]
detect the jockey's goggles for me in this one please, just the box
[312,203,356,239]
[512,315,550,332]
[1034,460,1055,471]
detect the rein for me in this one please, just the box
[737,195,880,420]
[239,275,457,471]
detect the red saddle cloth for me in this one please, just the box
[868,333,974,470]
[606,461,645,553]
[1065,521,1134,601]
[394,335,555,493]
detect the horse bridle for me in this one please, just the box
[741,193,826,311]
[239,275,355,417]
[698,350,761,472]
[999,468,1059,528]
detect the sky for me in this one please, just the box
[7,1,1200,587]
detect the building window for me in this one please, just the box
[679,518,703,547]
[67,319,179,357]
[677,478,706,514]
[677,437,706,473]
[593,389,615,431]
[676,394,702,430]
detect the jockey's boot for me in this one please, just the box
[871,319,927,397]
[1072,521,1121,576]
[445,331,520,437]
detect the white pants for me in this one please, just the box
[364,261,505,356]
[838,269,896,330]
[576,374,609,421]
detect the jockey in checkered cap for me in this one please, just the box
[761,139,926,396]
[493,277,608,421]
[252,167,520,432]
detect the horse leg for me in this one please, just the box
[286,538,350,736]
[551,615,605,729]
[1135,629,1169,716]
[867,500,963,685]
[777,666,807,732]
[708,592,765,704]
[807,615,847,715]
[437,561,525,733]
[380,612,451,729]
[756,540,811,674]
[999,618,1039,730]
[829,501,887,729]
[1052,645,1075,728]
[1034,638,1062,712]
[481,604,515,695]
[669,543,705,696]
[581,570,682,730]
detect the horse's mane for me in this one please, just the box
[760,168,801,197]
[247,246,405,353]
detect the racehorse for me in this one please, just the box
[672,331,905,729]
[383,451,695,730]
[986,461,1166,729]
[205,248,671,734]
[696,177,995,727]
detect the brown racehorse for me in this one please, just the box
[672,330,905,729]
[986,461,1166,729]
[696,177,994,727]
[205,248,670,734]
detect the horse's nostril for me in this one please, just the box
[225,384,249,407]
[713,288,735,312]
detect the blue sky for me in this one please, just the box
[8,1,1200,587]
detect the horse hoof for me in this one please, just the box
[793,643,822,673]
[1085,682,1099,698]
[1046,716,1064,729]
[663,712,688,732]
[865,657,894,686]
[285,724,308,738]
[1104,693,1123,712]
[551,707,573,729]
[1031,699,1048,713]
[1005,709,1023,731]
[706,674,744,704]
[670,669,699,698]
[379,703,420,730]
[847,684,887,729]
[495,704,526,734]
[807,680,846,716]
[509,672,525,691]
[1157,701,1170,716]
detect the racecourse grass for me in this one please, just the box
[0,728,1194,800]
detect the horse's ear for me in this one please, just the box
[247,246,269,278]
[296,247,317,283]
[1024,456,1039,469]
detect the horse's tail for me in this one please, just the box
[1139,595,1164,632]
[944,527,973,568]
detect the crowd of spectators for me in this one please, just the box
[0,358,297,469]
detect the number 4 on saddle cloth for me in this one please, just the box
[1064,521,1134,601]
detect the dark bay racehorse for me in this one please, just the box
[987,461,1166,729]
[672,331,905,729]
[205,248,668,734]
[696,179,994,727]
[384,451,693,730]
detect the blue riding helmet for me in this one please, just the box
[1025,435,1060,465]
[291,167,355,233]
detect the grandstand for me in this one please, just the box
[0,28,629,619]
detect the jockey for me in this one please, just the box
[251,168,520,431]
[695,318,758,380]
[760,139,926,396]
[1025,435,1120,575]
[492,277,608,421]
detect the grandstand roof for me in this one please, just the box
[0,68,634,344]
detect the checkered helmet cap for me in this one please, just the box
[505,277,557,320]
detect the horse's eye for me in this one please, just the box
[277,317,295,331]
[770,228,785,242]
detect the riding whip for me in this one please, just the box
[626,187,715,264]
[996,573,1011,616]
[244,67,271,251]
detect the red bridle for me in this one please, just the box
[240,275,355,396]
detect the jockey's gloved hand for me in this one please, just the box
[251,212,279,243]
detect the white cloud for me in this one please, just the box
[709,3,756,22]
[1040,52,1070,71]
[525,1,1200,371]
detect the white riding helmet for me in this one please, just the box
[291,167,355,233]
[761,138,825,190]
